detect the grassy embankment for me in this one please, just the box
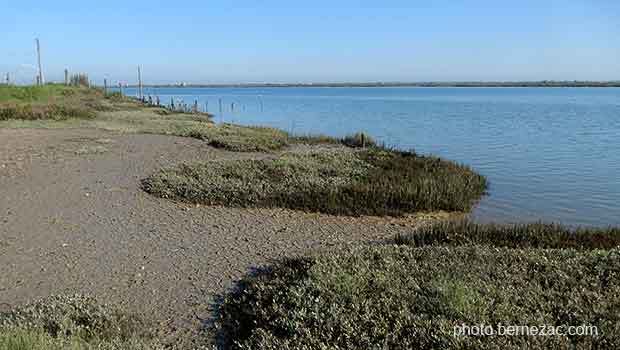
[0,84,303,152]
[218,221,620,350]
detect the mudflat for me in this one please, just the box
[0,128,447,345]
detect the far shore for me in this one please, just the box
[129,81,620,89]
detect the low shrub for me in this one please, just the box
[218,245,620,350]
[180,124,289,152]
[142,147,487,216]
[395,220,620,250]
[341,132,376,148]
[0,295,161,350]
[289,133,340,146]
[105,91,124,102]
[0,327,156,350]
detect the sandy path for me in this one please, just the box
[0,128,446,346]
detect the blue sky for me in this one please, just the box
[2,0,619,84]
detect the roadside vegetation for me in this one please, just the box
[0,295,162,350]
[142,146,487,216]
[218,223,620,350]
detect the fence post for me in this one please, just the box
[104,79,108,95]
[219,98,223,121]
[137,66,143,100]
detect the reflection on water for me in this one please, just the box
[124,87,620,227]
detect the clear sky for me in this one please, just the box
[2,0,619,84]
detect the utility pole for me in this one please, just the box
[35,38,44,86]
[137,66,143,100]
[64,69,69,85]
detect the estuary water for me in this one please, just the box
[125,87,620,227]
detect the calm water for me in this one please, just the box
[125,87,620,227]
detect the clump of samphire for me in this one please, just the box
[218,245,620,350]
[142,146,487,216]
[0,295,162,350]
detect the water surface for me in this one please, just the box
[125,87,620,227]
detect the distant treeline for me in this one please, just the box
[139,81,620,88]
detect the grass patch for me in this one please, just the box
[142,147,487,215]
[183,124,289,152]
[395,220,620,250]
[0,295,161,350]
[218,245,620,349]
[0,85,108,121]
[0,104,96,121]
[0,85,81,104]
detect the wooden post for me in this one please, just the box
[5,73,9,85]
[36,38,44,86]
[137,66,143,99]
[205,101,208,112]
[231,102,235,112]
[194,100,198,113]
[118,82,124,97]
[104,79,108,95]
[64,69,69,85]
[218,98,223,118]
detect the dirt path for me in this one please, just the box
[0,128,449,346]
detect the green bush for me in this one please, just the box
[142,147,487,216]
[0,295,161,350]
[0,328,157,350]
[218,245,620,350]
[395,220,620,250]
